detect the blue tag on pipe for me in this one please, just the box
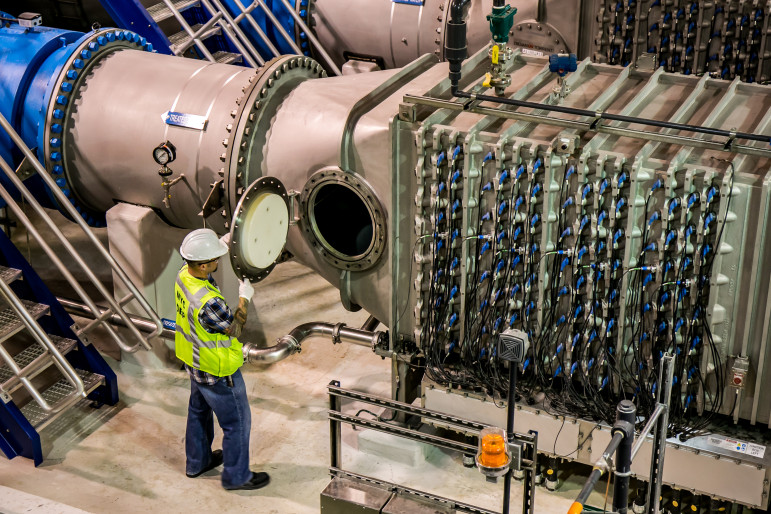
[392,0,424,5]
[162,318,176,330]
[162,110,208,130]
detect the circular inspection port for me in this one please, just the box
[302,168,385,271]
[311,183,373,258]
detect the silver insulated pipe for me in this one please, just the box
[243,322,385,364]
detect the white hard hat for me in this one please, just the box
[180,228,229,261]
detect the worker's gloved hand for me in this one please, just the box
[219,233,231,247]
[238,278,254,301]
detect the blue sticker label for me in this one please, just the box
[392,0,424,5]
[162,318,176,330]
[162,110,207,130]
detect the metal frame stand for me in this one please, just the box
[327,380,538,514]
[570,354,675,514]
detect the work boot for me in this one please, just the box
[225,471,270,491]
[186,449,224,478]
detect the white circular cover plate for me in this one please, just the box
[239,192,289,269]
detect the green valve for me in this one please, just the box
[487,5,516,44]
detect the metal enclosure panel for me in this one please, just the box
[320,477,392,513]
[591,428,770,507]
[423,385,582,457]
[426,382,771,507]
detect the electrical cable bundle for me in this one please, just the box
[417,147,733,435]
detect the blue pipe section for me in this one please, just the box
[0,19,83,211]
[0,18,151,226]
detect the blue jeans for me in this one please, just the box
[185,369,252,488]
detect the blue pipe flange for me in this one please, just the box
[42,28,153,227]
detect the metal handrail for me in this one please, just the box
[0,279,84,414]
[204,0,265,66]
[234,0,303,56]
[160,0,341,74]
[271,0,341,75]
[170,12,224,55]
[161,0,217,60]
[0,112,162,352]
[161,0,264,66]
[222,0,282,59]
[220,0,341,74]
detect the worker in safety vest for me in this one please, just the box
[175,228,269,491]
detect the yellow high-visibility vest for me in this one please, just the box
[175,265,243,376]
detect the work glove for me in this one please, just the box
[238,278,254,301]
[219,233,231,247]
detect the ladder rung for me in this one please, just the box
[147,0,201,23]
[168,23,222,52]
[19,369,104,429]
[213,51,243,64]
[0,335,78,392]
[0,265,21,285]
[0,301,49,344]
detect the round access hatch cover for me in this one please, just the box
[228,176,290,282]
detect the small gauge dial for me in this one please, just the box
[152,141,176,166]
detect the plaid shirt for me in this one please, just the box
[185,274,235,385]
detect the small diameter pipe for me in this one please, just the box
[502,361,517,514]
[631,403,666,461]
[446,0,472,91]
[568,431,624,514]
[243,322,384,364]
[360,315,381,331]
[58,297,176,340]
[452,89,771,145]
[613,401,637,514]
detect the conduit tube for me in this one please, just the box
[243,322,385,364]
[58,296,176,340]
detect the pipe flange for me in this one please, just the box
[300,167,386,271]
[223,55,327,228]
[228,176,290,282]
[48,29,153,227]
[332,322,346,344]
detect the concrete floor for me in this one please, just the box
[0,207,601,514]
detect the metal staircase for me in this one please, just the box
[98,0,341,74]
[0,112,163,466]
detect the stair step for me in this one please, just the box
[0,335,78,392]
[0,266,22,285]
[168,23,223,53]
[213,51,243,64]
[20,369,104,429]
[0,301,49,344]
[147,0,201,23]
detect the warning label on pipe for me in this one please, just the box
[706,435,766,459]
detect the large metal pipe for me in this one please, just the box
[243,322,385,364]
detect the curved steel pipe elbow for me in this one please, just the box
[243,336,300,364]
[242,321,386,365]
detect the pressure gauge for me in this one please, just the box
[152,141,176,166]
